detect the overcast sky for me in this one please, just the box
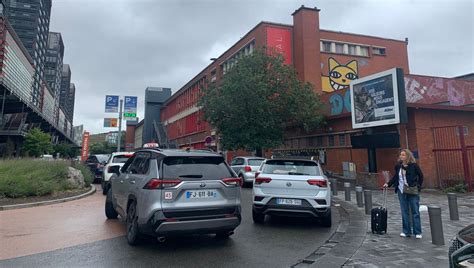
[49,0,473,134]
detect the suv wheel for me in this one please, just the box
[126,201,141,245]
[101,179,107,195]
[105,189,118,219]
[252,210,265,224]
[321,209,332,227]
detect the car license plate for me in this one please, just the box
[276,198,302,205]
[186,190,217,199]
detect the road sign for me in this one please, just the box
[81,132,90,161]
[124,96,137,120]
[104,118,118,127]
[105,95,119,113]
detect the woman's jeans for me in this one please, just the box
[397,191,422,235]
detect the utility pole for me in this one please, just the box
[117,99,123,152]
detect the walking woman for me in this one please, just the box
[383,149,424,238]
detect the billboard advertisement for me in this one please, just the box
[124,96,137,120]
[266,27,292,65]
[105,95,119,113]
[104,118,118,127]
[350,68,407,129]
[80,132,90,161]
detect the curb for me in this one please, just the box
[292,197,367,267]
[0,185,96,211]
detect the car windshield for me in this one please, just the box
[96,155,109,163]
[112,155,132,163]
[262,160,320,176]
[248,159,264,166]
[162,156,234,181]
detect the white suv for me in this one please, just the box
[101,152,133,194]
[252,159,331,227]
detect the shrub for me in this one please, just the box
[443,183,467,193]
[74,163,93,187]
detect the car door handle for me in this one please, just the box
[130,180,136,184]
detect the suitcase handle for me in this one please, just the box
[382,187,388,208]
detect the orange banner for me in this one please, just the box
[81,132,90,162]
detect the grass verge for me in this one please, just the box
[0,159,90,198]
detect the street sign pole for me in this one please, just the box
[117,99,123,152]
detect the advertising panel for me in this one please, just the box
[104,118,118,127]
[81,132,90,161]
[350,68,407,129]
[266,27,292,65]
[105,95,119,113]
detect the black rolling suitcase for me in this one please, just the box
[371,188,388,234]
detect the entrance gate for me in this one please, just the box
[432,126,473,191]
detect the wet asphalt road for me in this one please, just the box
[1,187,339,267]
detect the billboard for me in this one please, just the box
[104,118,118,127]
[350,68,407,129]
[105,95,119,113]
[80,132,90,161]
[266,27,292,65]
[124,96,137,120]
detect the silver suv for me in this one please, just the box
[230,157,265,186]
[105,149,242,245]
[252,159,331,227]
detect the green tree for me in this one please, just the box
[23,128,53,157]
[53,142,78,158]
[89,141,114,155]
[199,48,324,154]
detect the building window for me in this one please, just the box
[339,134,346,146]
[328,136,335,147]
[335,43,344,54]
[348,45,357,55]
[372,47,386,55]
[455,126,469,136]
[316,136,323,147]
[358,46,369,56]
[321,41,332,52]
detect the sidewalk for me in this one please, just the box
[334,189,474,268]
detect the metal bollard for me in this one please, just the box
[344,182,351,201]
[447,193,459,221]
[428,206,445,245]
[355,186,363,207]
[364,190,372,215]
[330,179,338,196]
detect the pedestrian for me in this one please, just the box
[383,149,424,239]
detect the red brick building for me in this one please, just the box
[159,6,474,189]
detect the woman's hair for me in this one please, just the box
[399,149,416,164]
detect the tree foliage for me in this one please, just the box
[23,128,53,157]
[53,143,79,158]
[199,48,324,152]
[89,141,115,155]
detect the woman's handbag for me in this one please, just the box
[403,184,419,195]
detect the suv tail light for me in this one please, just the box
[255,177,272,185]
[244,166,252,172]
[307,179,327,187]
[222,178,242,186]
[143,178,182,189]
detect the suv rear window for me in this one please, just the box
[162,156,234,181]
[262,160,320,176]
[248,159,264,166]
[112,155,132,163]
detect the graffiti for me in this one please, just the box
[322,57,359,92]
[329,90,351,115]
[404,75,474,106]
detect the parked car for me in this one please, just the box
[252,159,331,226]
[86,154,109,183]
[229,157,265,186]
[105,148,242,245]
[101,152,133,194]
[449,224,474,268]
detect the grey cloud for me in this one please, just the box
[50,0,473,134]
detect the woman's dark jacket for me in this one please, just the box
[387,162,424,193]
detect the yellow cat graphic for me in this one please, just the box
[322,58,358,92]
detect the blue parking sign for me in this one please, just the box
[105,95,119,113]
[124,96,137,113]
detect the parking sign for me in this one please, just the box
[105,95,119,113]
[124,96,137,120]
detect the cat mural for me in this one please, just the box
[322,58,359,92]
